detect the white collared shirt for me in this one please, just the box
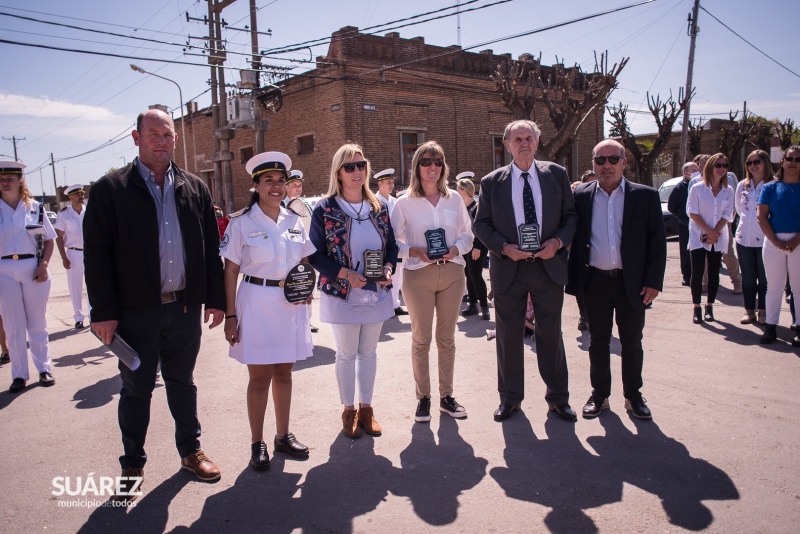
[220,204,316,279]
[510,162,543,228]
[391,189,473,270]
[589,178,625,270]
[0,198,57,256]
[687,183,735,251]
[376,192,397,216]
[53,204,85,248]
[735,179,766,248]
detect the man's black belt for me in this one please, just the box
[67,247,83,251]
[161,290,184,304]
[590,266,623,278]
[1,254,35,260]
[243,275,284,287]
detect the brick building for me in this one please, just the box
[176,27,605,212]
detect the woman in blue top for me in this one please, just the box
[308,143,398,439]
[757,145,800,346]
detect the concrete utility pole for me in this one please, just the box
[50,153,60,207]
[250,0,265,154]
[3,136,25,160]
[679,0,700,165]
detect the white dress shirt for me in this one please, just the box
[0,199,57,256]
[53,205,85,248]
[376,192,397,216]
[589,179,625,270]
[391,190,473,270]
[734,180,766,248]
[510,162,543,228]
[687,183,735,252]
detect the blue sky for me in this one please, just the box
[1,0,798,195]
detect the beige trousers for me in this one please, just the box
[402,262,465,399]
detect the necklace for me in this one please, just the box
[341,197,368,223]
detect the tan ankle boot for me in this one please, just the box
[357,406,382,436]
[342,408,362,438]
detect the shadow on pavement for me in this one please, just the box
[294,345,335,371]
[53,345,114,368]
[72,374,122,409]
[490,410,739,533]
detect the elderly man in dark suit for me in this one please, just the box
[567,139,666,420]
[474,120,578,422]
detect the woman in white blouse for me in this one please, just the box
[735,150,773,325]
[391,141,474,423]
[687,153,735,323]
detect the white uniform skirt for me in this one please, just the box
[230,281,313,365]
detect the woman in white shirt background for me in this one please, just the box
[391,141,474,423]
[735,150,773,325]
[0,160,56,393]
[220,151,317,470]
[687,153,735,324]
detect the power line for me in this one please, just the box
[700,6,800,80]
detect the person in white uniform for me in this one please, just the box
[54,183,88,329]
[375,168,408,316]
[0,160,56,393]
[221,151,317,470]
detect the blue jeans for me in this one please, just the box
[736,243,767,311]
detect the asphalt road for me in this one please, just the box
[1,238,798,533]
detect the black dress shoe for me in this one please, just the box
[681,279,690,286]
[624,396,652,419]
[394,307,409,316]
[75,321,84,329]
[274,433,309,458]
[582,395,609,418]
[39,372,55,386]
[480,305,490,320]
[8,378,26,393]
[692,307,703,324]
[548,403,578,422]
[577,316,588,331]
[760,324,778,345]
[309,325,319,333]
[250,441,270,471]
[704,305,714,322]
[792,334,800,348]
[0,352,9,364]
[493,403,521,421]
[461,303,479,317]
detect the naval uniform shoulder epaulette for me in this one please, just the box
[229,206,251,218]
[60,206,69,212]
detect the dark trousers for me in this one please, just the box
[678,224,691,283]
[691,247,722,305]
[584,270,645,400]
[117,302,202,469]
[736,243,767,311]
[493,260,569,405]
[463,249,488,306]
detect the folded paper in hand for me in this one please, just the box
[91,329,141,371]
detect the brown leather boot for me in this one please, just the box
[114,467,144,502]
[357,406,382,436]
[342,408,362,438]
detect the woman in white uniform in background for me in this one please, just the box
[221,152,317,471]
[0,160,56,393]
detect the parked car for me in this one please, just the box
[214,206,230,239]
[658,177,682,237]
[45,210,57,226]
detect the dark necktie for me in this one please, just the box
[521,172,537,225]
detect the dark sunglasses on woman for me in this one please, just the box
[419,158,444,167]
[714,162,729,169]
[341,161,368,173]
[745,159,762,167]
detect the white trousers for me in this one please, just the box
[763,232,800,326]
[66,248,86,323]
[391,263,404,308]
[330,321,384,406]
[0,258,52,381]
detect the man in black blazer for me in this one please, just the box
[566,139,666,420]
[474,120,578,422]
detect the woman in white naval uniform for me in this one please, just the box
[221,152,317,471]
[0,160,56,393]
[54,184,87,329]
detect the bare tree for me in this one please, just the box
[492,52,628,163]
[687,117,705,158]
[718,111,770,178]
[775,118,799,150]
[607,88,693,187]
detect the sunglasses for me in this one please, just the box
[784,156,800,163]
[341,161,368,173]
[745,159,762,167]
[419,158,444,167]
[593,155,623,165]
[714,162,729,169]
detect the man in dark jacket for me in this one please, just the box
[668,161,700,286]
[84,109,225,501]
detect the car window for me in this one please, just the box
[658,185,675,203]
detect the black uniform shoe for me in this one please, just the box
[760,324,778,345]
[577,316,588,331]
[274,433,309,458]
[309,325,319,333]
[548,403,578,421]
[624,396,652,419]
[8,378,26,393]
[793,334,800,348]
[39,372,55,386]
[493,403,521,421]
[394,307,409,316]
[415,397,431,422]
[480,305,490,320]
[250,441,270,471]
[75,321,84,329]
[582,395,609,418]
[0,352,9,364]
[461,303,479,317]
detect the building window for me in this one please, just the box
[297,135,314,155]
[492,136,510,169]
[400,132,424,188]
[239,146,254,164]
